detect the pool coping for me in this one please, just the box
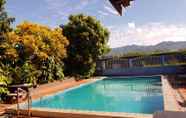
[161,75,183,111]
[6,107,152,118]
[6,76,165,118]
[104,75,162,79]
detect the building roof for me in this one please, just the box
[109,0,134,15]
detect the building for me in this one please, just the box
[96,51,186,76]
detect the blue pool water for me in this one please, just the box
[31,76,164,114]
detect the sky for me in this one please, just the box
[6,0,186,48]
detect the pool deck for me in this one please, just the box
[161,76,182,111]
[161,75,186,111]
[167,75,186,111]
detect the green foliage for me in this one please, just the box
[10,62,39,84]
[55,64,65,80]
[0,0,14,97]
[0,0,14,34]
[0,75,9,94]
[63,14,110,78]
[0,21,69,101]
[0,0,110,101]
[2,22,69,85]
[0,63,12,95]
[38,57,65,84]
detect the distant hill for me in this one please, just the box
[106,41,186,57]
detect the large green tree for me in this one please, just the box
[0,0,14,96]
[0,0,14,60]
[0,0,14,35]
[63,14,110,78]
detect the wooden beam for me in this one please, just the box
[109,0,134,16]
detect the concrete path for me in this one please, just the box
[153,111,186,118]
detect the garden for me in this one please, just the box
[0,0,110,103]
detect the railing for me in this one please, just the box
[8,84,33,117]
[104,54,186,70]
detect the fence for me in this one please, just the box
[97,53,186,76]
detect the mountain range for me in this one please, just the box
[106,41,186,57]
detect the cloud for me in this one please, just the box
[109,23,186,48]
[44,0,90,21]
[128,22,135,29]
[44,0,117,22]
[98,10,110,16]
[103,5,119,16]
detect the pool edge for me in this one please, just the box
[6,108,153,118]
[161,75,182,111]
[8,76,164,118]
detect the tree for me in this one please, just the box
[6,22,69,83]
[7,22,69,62]
[0,0,14,97]
[63,14,110,78]
[0,0,15,63]
[0,0,14,35]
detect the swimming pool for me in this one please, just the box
[31,76,164,114]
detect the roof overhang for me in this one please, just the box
[109,0,134,16]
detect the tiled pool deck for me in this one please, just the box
[161,76,182,111]
[162,75,186,111]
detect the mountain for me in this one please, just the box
[106,41,186,57]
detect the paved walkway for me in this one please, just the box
[161,76,182,111]
[154,111,186,118]
[165,75,186,111]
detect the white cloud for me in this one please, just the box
[104,5,119,16]
[98,10,110,16]
[128,22,135,29]
[44,0,90,20]
[109,23,186,48]
[44,0,118,22]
